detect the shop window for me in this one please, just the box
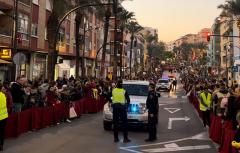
[31,23,38,36]
[20,64,27,76]
[18,13,29,40]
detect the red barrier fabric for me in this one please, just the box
[209,115,222,144]
[53,103,65,123]
[219,122,234,153]
[31,107,43,130]
[17,109,32,136]
[4,98,106,139]
[5,113,18,138]
[42,106,54,127]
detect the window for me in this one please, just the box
[58,28,65,43]
[66,33,70,44]
[18,13,29,40]
[45,28,47,40]
[46,0,52,11]
[31,23,38,36]
[32,0,38,5]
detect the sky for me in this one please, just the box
[122,0,226,42]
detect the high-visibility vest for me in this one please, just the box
[112,88,126,104]
[199,92,212,111]
[0,92,8,120]
[93,88,98,100]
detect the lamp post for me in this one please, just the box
[113,0,118,80]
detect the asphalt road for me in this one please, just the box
[4,83,217,153]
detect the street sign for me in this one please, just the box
[232,66,238,72]
[13,52,26,65]
[168,116,190,129]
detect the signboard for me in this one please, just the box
[13,52,26,65]
[0,48,11,59]
[232,66,238,72]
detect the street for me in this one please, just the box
[3,82,217,153]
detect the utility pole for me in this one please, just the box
[12,0,19,80]
[81,23,86,78]
[113,0,118,80]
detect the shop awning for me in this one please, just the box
[57,63,70,69]
[0,59,11,64]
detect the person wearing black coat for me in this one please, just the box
[145,83,159,142]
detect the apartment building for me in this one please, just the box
[0,0,105,81]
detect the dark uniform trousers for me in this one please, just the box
[148,114,157,140]
[0,119,7,147]
[112,103,128,139]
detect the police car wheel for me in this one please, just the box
[103,121,112,131]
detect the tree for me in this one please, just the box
[47,0,71,80]
[118,9,135,77]
[75,0,102,79]
[126,21,143,79]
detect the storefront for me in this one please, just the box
[30,53,47,80]
[85,59,94,77]
[55,58,75,79]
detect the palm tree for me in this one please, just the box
[126,21,143,79]
[218,0,240,27]
[100,0,111,78]
[118,9,135,77]
[47,0,71,80]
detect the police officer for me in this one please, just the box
[199,86,212,127]
[0,84,8,151]
[145,83,159,142]
[110,79,131,143]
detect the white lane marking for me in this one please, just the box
[159,104,168,107]
[168,116,190,130]
[120,132,208,150]
[164,108,181,114]
[142,143,211,153]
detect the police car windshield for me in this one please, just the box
[123,84,148,96]
[158,79,169,83]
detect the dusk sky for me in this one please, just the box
[122,0,226,42]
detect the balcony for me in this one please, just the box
[19,0,31,6]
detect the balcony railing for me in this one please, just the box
[0,29,12,37]
[19,0,31,6]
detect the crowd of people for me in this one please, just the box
[4,75,118,114]
[180,70,240,151]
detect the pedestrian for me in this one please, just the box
[0,83,8,151]
[11,76,27,112]
[145,83,159,142]
[172,79,177,92]
[110,79,131,143]
[199,86,212,127]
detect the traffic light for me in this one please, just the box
[207,33,211,42]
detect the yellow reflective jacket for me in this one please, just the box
[0,91,8,120]
[199,92,212,111]
[112,88,126,104]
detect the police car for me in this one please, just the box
[156,78,172,92]
[103,80,152,130]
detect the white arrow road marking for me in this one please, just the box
[159,104,168,107]
[168,116,190,130]
[120,132,211,153]
[142,143,211,153]
[164,108,181,114]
